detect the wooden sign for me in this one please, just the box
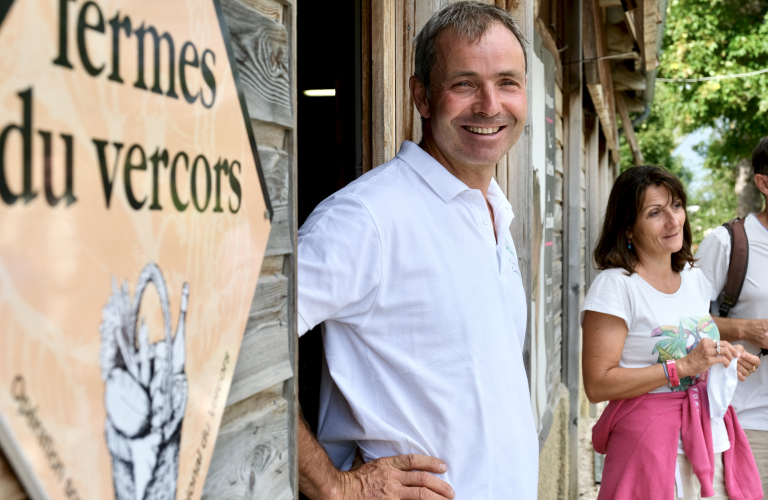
[0,0,272,499]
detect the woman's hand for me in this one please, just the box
[677,338,736,378]
[731,344,761,381]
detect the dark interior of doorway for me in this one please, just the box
[296,0,362,488]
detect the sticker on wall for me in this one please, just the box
[0,0,272,498]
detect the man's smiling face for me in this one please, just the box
[418,22,527,170]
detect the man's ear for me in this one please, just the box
[409,76,430,119]
[754,173,768,198]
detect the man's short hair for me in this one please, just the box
[414,1,528,98]
[752,136,768,176]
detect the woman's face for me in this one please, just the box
[630,184,686,260]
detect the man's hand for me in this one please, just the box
[739,319,768,349]
[337,453,455,500]
[298,408,454,500]
[712,317,768,349]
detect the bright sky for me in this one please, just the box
[672,126,713,194]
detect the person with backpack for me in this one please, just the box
[696,136,768,493]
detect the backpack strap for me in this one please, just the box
[718,217,749,318]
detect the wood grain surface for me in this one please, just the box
[223,0,293,128]
[204,0,296,498]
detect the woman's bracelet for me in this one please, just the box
[662,362,670,383]
[666,360,681,387]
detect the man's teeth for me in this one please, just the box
[466,126,500,135]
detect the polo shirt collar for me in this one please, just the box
[487,177,515,231]
[397,142,514,220]
[397,141,471,203]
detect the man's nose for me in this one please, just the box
[473,83,502,117]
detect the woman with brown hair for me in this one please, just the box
[582,166,763,499]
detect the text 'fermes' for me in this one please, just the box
[0,0,247,214]
[54,0,217,107]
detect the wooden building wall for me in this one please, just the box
[202,0,297,499]
[0,1,627,499]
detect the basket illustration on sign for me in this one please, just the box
[99,263,189,500]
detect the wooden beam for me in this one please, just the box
[362,0,372,172]
[612,65,647,91]
[597,19,620,165]
[287,0,298,493]
[394,0,445,149]
[586,121,600,289]
[583,0,620,161]
[624,10,638,42]
[370,0,396,167]
[563,0,582,497]
[582,0,599,86]
[507,0,535,386]
[635,0,658,70]
[621,92,646,112]
[395,0,414,147]
[616,92,644,166]
[606,23,634,57]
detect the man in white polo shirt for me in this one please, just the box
[297,3,538,499]
[696,136,768,493]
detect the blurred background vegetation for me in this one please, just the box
[620,0,768,249]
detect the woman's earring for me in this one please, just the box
[628,240,633,250]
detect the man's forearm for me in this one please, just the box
[298,410,345,500]
[713,316,768,347]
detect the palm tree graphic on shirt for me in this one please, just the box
[651,315,720,391]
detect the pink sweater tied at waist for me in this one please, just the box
[592,379,762,500]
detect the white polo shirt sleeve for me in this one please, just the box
[695,226,731,302]
[297,193,382,336]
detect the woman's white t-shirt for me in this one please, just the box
[582,265,730,454]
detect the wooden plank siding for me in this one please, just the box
[203,1,297,499]
[0,1,635,500]
[370,0,397,167]
[562,1,583,498]
[506,0,536,382]
[585,119,601,288]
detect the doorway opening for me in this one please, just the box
[296,0,364,469]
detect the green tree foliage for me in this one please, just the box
[623,0,768,247]
[619,85,692,185]
[687,162,737,250]
[660,0,768,167]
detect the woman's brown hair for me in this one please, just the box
[594,165,695,275]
